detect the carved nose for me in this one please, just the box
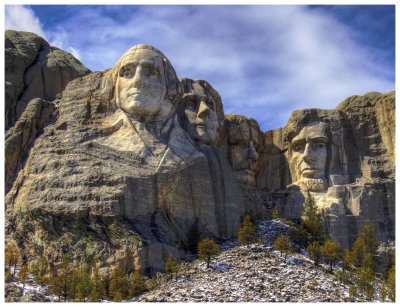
[197,100,211,119]
[303,143,315,162]
[249,141,259,161]
[132,67,145,88]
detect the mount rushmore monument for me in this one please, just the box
[5,31,395,273]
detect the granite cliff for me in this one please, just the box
[4,33,395,274]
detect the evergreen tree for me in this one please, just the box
[271,206,279,219]
[30,256,49,285]
[238,214,257,247]
[301,192,324,243]
[387,265,395,302]
[355,255,375,301]
[109,267,129,302]
[187,221,201,254]
[18,263,29,287]
[164,256,180,280]
[5,241,19,277]
[351,224,378,269]
[50,256,74,302]
[129,270,147,297]
[274,235,293,260]
[197,238,220,268]
[342,249,353,272]
[321,240,341,272]
[307,241,321,266]
[289,225,309,249]
[75,262,92,301]
[380,282,387,302]
[89,264,105,302]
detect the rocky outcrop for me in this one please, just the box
[5,98,56,192]
[258,92,395,248]
[4,38,395,274]
[5,30,90,130]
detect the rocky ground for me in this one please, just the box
[7,220,376,303]
[134,220,355,302]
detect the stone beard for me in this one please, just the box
[287,122,329,192]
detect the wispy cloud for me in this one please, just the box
[5,5,46,38]
[5,5,395,130]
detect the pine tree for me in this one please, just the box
[351,224,378,269]
[164,256,180,280]
[271,207,279,219]
[274,235,293,260]
[289,225,309,249]
[89,264,105,302]
[18,263,29,287]
[307,241,321,266]
[238,214,257,247]
[301,192,324,243]
[5,241,20,277]
[75,262,92,301]
[30,256,49,285]
[387,265,395,302]
[380,282,387,302]
[187,221,201,254]
[355,255,375,301]
[109,267,129,302]
[321,240,341,272]
[129,270,147,297]
[342,249,353,272]
[50,256,74,302]
[197,238,220,268]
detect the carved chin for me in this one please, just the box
[196,127,212,144]
[236,170,257,187]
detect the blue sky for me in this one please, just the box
[5,5,395,131]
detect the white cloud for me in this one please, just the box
[5,5,394,130]
[5,5,46,39]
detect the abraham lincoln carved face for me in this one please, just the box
[288,122,329,192]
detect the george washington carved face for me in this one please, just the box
[112,44,182,120]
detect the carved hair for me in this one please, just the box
[108,44,182,108]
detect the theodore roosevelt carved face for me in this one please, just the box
[226,115,260,187]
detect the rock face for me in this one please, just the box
[5,30,90,130]
[258,92,395,248]
[5,98,56,192]
[5,39,395,274]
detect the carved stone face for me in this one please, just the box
[228,118,260,187]
[289,122,328,189]
[183,83,219,145]
[116,49,168,118]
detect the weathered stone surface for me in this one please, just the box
[4,37,394,275]
[259,92,395,248]
[5,98,55,192]
[5,30,90,130]
[5,45,245,273]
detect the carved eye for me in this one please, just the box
[123,70,133,78]
[293,143,304,152]
[318,143,326,149]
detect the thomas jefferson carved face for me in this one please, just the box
[228,117,260,187]
[116,49,168,118]
[289,122,328,191]
[182,82,219,145]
